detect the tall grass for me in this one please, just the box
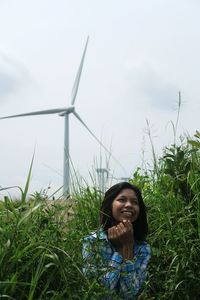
[132,131,200,299]
[0,131,200,299]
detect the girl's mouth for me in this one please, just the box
[121,211,133,217]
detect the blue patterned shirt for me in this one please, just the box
[82,229,151,299]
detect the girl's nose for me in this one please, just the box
[124,200,133,207]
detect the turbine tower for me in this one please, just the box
[0,38,122,196]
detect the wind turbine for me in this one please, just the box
[0,37,122,196]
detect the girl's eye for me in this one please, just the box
[132,200,139,205]
[118,198,125,202]
[117,197,138,204]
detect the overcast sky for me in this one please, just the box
[0,0,199,198]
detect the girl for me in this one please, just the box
[82,182,151,299]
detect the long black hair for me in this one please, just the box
[100,182,148,242]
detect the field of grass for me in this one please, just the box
[0,131,200,299]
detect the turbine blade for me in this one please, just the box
[73,111,126,172]
[71,36,89,106]
[0,108,67,120]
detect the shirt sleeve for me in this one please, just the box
[82,236,121,290]
[119,243,151,299]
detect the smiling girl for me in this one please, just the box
[82,182,151,299]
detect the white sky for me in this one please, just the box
[0,0,199,198]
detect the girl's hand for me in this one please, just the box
[108,220,134,260]
[108,220,133,248]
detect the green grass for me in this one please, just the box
[0,131,200,299]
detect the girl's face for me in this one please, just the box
[111,188,140,224]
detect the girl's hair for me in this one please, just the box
[100,182,148,241]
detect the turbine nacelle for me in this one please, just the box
[59,105,75,116]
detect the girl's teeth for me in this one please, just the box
[122,211,132,216]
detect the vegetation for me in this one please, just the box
[0,131,200,299]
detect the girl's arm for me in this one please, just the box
[108,221,151,298]
[119,243,151,299]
